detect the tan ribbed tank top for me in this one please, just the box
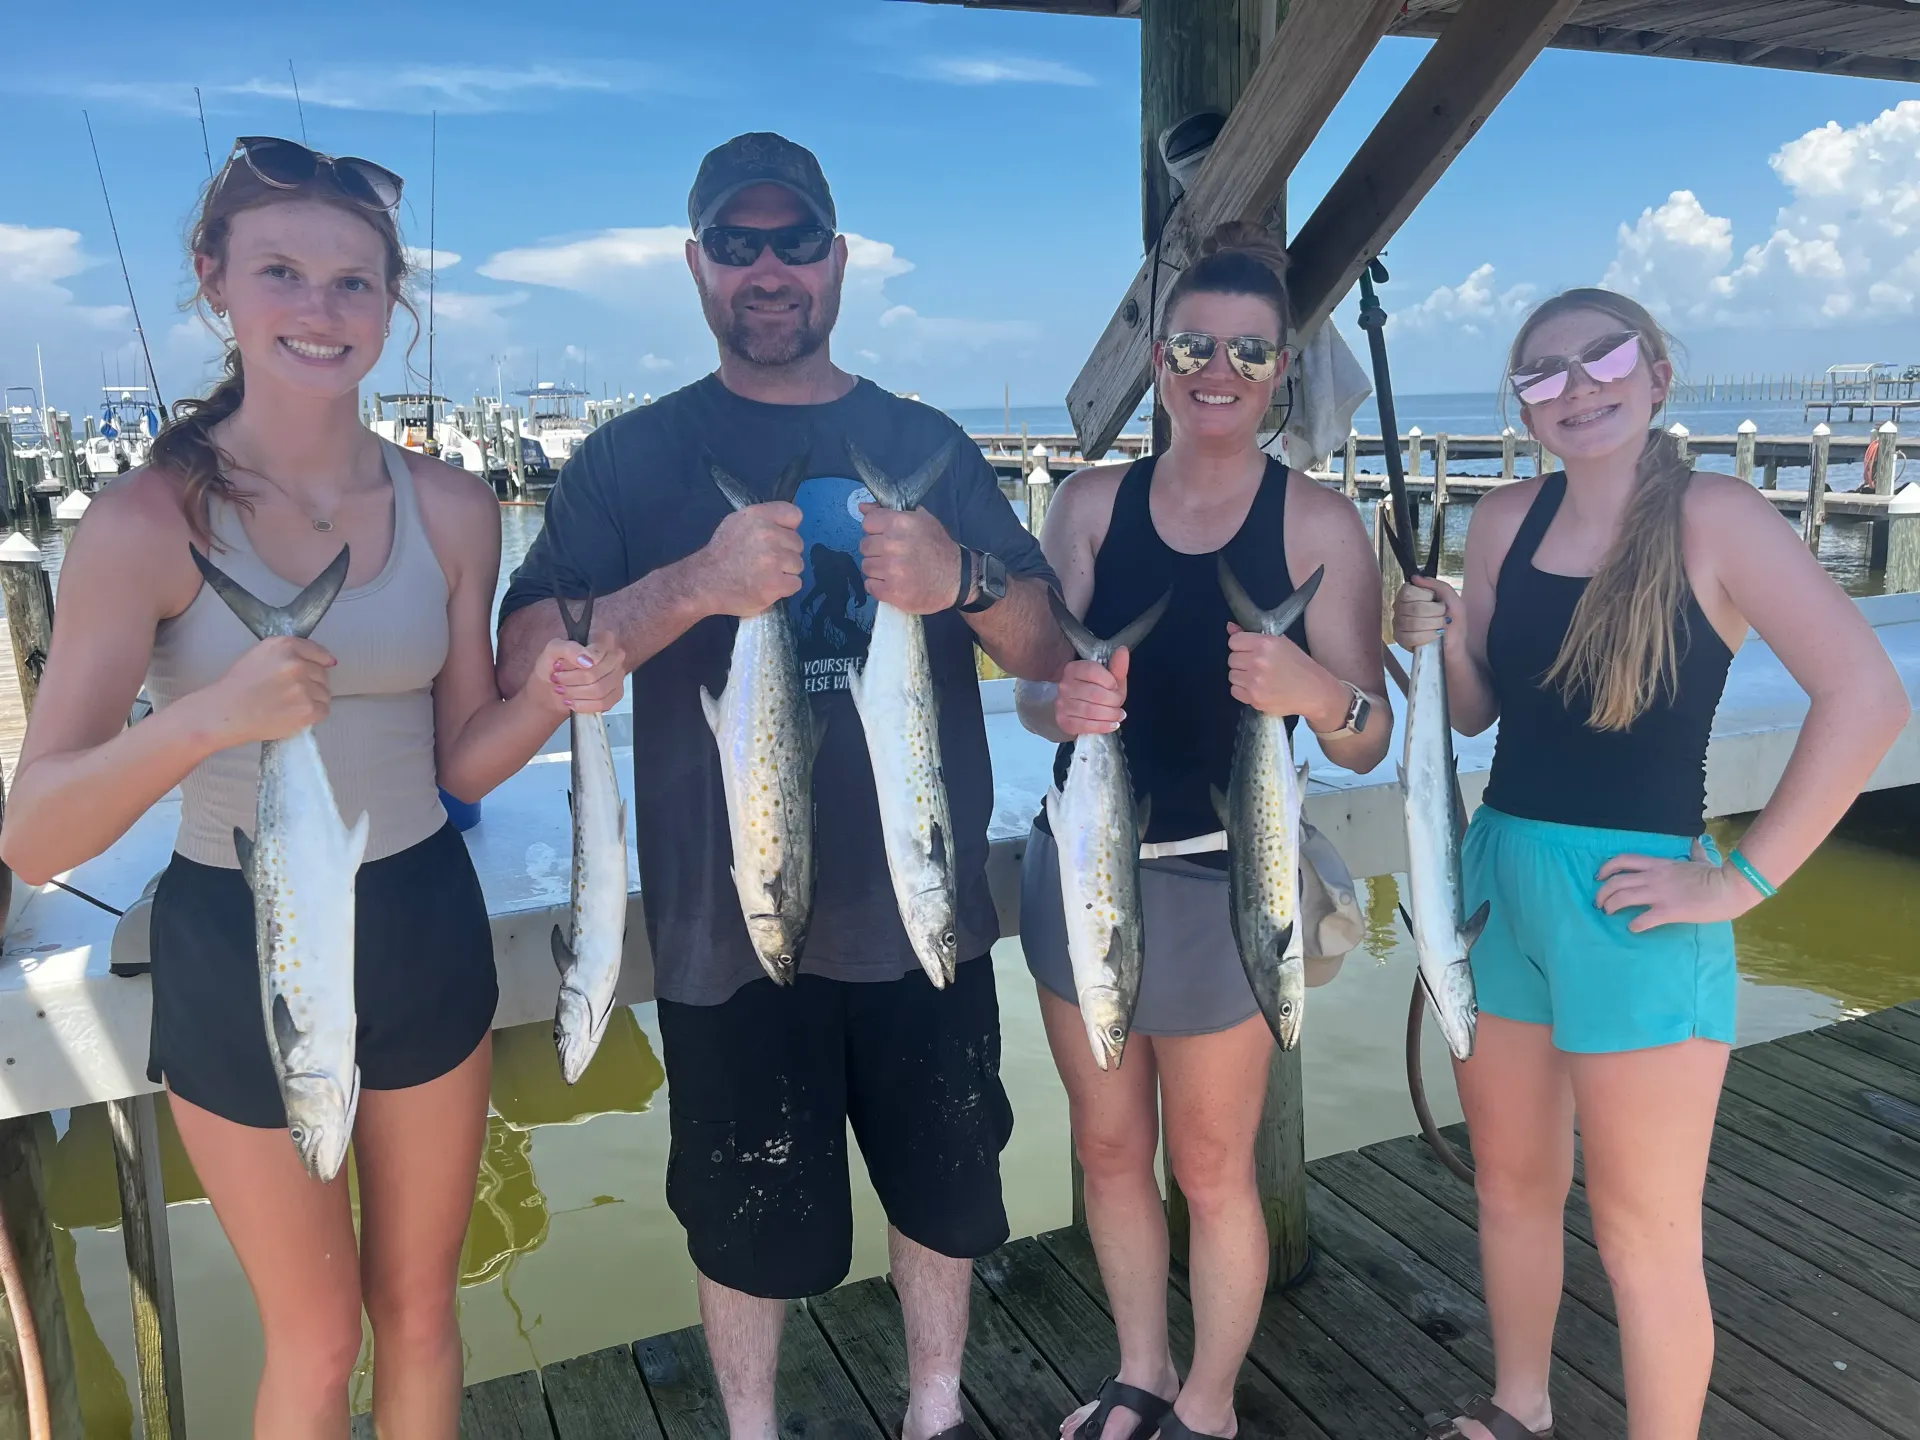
[148,441,451,867]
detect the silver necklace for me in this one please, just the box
[235,465,346,532]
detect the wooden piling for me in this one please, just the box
[1535,434,1553,478]
[1735,419,1757,484]
[1375,501,1399,646]
[1887,484,1920,594]
[1499,426,1515,483]
[1025,449,1054,538]
[1804,423,1832,552]
[1763,456,1779,490]
[1668,421,1690,463]
[0,1117,82,1440]
[0,536,52,718]
[1432,432,1449,507]
[1872,420,1899,497]
[107,1097,185,1440]
[1406,426,1423,479]
[1342,430,1358,498]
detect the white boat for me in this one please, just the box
[4,386,61,494]
[515,381,594,469]
[84,387,161,481]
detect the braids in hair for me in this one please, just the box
[148,347,250,547]
[1158,219,1290,342]
[1507,288,1690,732]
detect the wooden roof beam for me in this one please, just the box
[1285,0,1586,346]
[1063,0,1404,458]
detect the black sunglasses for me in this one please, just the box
[221,136,404,212]
[699,223,836,269]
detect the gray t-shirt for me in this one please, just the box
[499,374,1054,1005]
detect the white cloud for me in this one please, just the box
[879,304,1039,348]
[406,247,461,273]
[1604,101,1920,328]
[1390,263,1538,337]
[427,291,528,328]
[478,227,689,289]
[925,56,1095,87]
[640,353,674,372]
[843,235,914,279]
[224,63,634,115]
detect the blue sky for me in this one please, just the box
[4,0,1918,421]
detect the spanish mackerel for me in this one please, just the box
[551,593,630,1083]
[1046,589,1171,1070]
[190,545,368,1182]
[1212,558,1323,1052]
[1396,513,1483,1062]
[845,439,961,987]
[700,451,816,984]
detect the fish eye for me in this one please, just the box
[1279,1001,1294,1017]
[1108,1025,1125,1042]
[941,930,956,948]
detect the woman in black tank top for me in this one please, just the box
[1393,290,1906,1440]
[1014,224,1391,1440]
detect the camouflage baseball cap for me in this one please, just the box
[688,132,836,234]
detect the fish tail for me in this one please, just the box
[845,438,955,512]
[704,453,759,511]
[1217,555,1323,637]
[1047,588,1172,666]
[190,544,350,640]
[772,447,812,505]
[556,590,595,646]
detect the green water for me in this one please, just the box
[42,801,1920,1436]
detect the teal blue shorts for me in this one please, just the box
[1461,804,1737,1054]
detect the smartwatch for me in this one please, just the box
[1312,682,1372,738]
[960,549,1009,613]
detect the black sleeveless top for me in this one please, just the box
[1481,473,1733,837]
[1049,454,1308,847]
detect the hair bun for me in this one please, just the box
[1198,220,1288,276]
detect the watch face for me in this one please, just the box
[1351,691,1371,733]
[983,552,1009,598]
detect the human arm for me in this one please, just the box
[1595,478,1910,929]
[1009,467,1125,743]
[413,459,625,803]
[0,477,336,885]
[1225,479,1392,774]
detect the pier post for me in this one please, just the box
[1406,426,1423,480]
[0,420,17,525]
[1668,421,1690,464]
[1735,420,1757,485]
[1500,427,1516,483]
[0,534,52,717]
[1375,502,1400,645]
[1762,455,1779,490]
[1433,433,1449,507]
[1025,446,1053,538]
[54,417,78,495]
[1870,422,1899,568]
[1803,423,1831,553]
[1343,430,1358,499]
[1887,484,1920,595]
[1535,435,1554,478]
[107,1096,185,1440]
[0,1117,83,1440]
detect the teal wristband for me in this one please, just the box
[1727,848,1776,900]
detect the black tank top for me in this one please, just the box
[1050,454,1307,846]
[1481,473,1733,837]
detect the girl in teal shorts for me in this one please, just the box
[1394,288,1907,1440]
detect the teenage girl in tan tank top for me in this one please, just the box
[1,140,625,1439]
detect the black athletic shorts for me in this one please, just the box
[656,956,1014,1299]
[147,821,499,1128]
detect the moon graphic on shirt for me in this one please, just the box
[845,485,875,519]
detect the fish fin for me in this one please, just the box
[1415,965,1442,1017]
[699,685,721,734]
[1044,788,1063,837]
[1297,758,1310,791]
[1463,900,1491,951]
[1209,784,1230,830]
[344,812,371,871]
[1218,556,1325,637]
[618,798,629,837]
[271,991,301,1058]
[232,827,255,883]
[191,544,349,640]
[1397,902,1415,936]
[1108,589,1173,657]
[1424,501,1447,579]
[1135,792,1152,838]
[1216,553,1266,632]
[703,452,759,511]
[844,439,899,509]
[1274,921,1294,963]
[550,924,575,975]
[810,706,829,761]
[565,789,574,819]
[771,447,812,506]
[1452,763,1471,837]
[929,817,948,870]
[282,547,353,638]
[341,1065,362,1136]
[844,653,867,712]
[556,590,595,646]
[1046,588,1103,664]
[894,439,956,511]
[1380,510,1420,584]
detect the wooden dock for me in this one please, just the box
[430,1001,1920,1440]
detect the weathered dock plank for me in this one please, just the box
[1774,1028,1920,1110]
[808,1278,994,1440]
[544,1345,664,1440]
[1736,1041,1920,1142]
[634,1326,727,1440]
[459,1369,554,1440]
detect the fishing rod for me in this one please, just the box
[426,110,437,448]
[288,61,309,144]
[82,112,165,415]
[1355,257,1475,1187]
[194,86,214,179]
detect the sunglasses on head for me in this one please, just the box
[222,136,404,212]
[1160,331,1288,384]
[1510,331,1642,405]
[698,223,836,269]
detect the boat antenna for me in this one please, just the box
[194,87,214,179]
[82,112,164,413]
[425,110,437,446]
[288,61,308,144]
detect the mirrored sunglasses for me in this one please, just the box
[224,137,404,212]
[1161,331,1287,384]
[698,223,836,268]
[1511,331,1642,406]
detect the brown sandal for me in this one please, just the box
[1421,1394,1554,1440]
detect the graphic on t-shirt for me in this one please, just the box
[789,475,878,693]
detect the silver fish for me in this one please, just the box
[1213,558,1323,1052]
[190,546,369,1182]
[1398,554,1483,1063]
[1046,589,1170,1070]
[550,592,630,1084]
[700,451,816,985]
[844,439,960,988]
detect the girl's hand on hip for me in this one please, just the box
[1595,839,1760,931]
[1055,649,1129,737]
[1393,576,1460,651]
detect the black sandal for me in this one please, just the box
[1157,1413,1232,1439]
[925,1427,982,1440]
[1071,1376,1173,1440]
[1421,1394,1554,1440]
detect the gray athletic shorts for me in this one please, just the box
[1021,823,1259,1037]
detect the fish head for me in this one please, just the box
[906,890,960,985]
[744,915,803,985]
[1080,986,1131,1072]
[1273,987,1303,1051]
[283,1073,354,1182]
[554,986,599,1085]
